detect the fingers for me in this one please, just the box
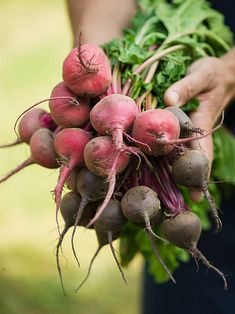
[164,59,214,107]
[188,110,214,203]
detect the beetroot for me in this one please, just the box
[62,44,112,97]
[162,211,227,289]
[53,128,92,233]
[55,191,97,295]
[75,199,127,291]
[30,129,59,169]
[132,109,180,156]
[90,94,139,150]
[171,149,221,231]
[83,136,130,227]
[49,81,90,128]
[70,168,108,266]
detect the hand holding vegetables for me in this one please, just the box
[164,52,235,201]
[2,0,235,293]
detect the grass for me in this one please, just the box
[0,1,142,313]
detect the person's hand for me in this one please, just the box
[164,52,235,202]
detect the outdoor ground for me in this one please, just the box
[0,1,142,313]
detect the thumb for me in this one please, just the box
[164,65,213,107]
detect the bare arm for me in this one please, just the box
[66,0,136,46]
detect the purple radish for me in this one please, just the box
[121,185,175,282]
[70,167,109,267]
[65,168,80,191]
[49,81,91,128]
[83,136,130,228]
[53,128,92,234]
[162,211,227,289]
[56,191,97,295]
[171,149,221,232]
[75,199,127,291]
[90,94,139,150]
[166,106,203,138]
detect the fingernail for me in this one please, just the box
[169,91,180,106]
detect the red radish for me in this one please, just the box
[53,128,92,232]
[30,129,59,169]
[0,128,59,184]
[62,44,112,97]
[0,109,56,148]
[90,94,139,150]
[49,81,90,128]
[132,109,180,156]
[84,136,130,227]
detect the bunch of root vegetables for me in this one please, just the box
[0,41,228,292]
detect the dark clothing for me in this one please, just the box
[143,1,235,313]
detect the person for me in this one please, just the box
[66,1,235,313]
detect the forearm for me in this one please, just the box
[66,0,136,46]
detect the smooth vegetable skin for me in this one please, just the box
[132,109,180,156]
[76,199,127,291]
[162,212,227,289]
[53,128,92,233]
[84,136,130,227]
[90,94,139,150]
[171,149,222,231]
[62,44,112,97]
[30,128,59,169]
[49,81,90,128]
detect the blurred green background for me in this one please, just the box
[0,1,142,313]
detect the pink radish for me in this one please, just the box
[53,128,92,232]
[0,109,56,148]
[0,128,59,184]
[132,108,180,156]
[49,81,91,128]
[62,44,112,97]
[90,94,139,150]
[84,136,130,227]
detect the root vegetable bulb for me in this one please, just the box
[132,109,180,156]
[49,81,90,128]
[62,44,112,97]
[90,94,139,150]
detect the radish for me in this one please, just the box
[49,81,90,128]
[53,128,92,233]
[70,167,108,266]
[171,149,222,232]
[0,108,56,148]
[166,107,203,138]
[90,94,139,150]
[132,109,180,156]
[162,211,227,289]
[30,128,59,169]
[0,128,59,184]
[121,185,175,282]
[62,44,112,97]
[75,199,127,291]
[65,168,80,191]
[55,191,97,295]
[83,136,130,227]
